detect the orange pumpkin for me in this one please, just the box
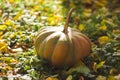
[35,9,91,67]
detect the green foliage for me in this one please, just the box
[0,0,120,80]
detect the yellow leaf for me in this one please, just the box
[0,25,7,31]
[9,0,14,3]
[94,1,106,7]
[96,75,106,80]
[17,31,23,35]
[93,61,105,72]
[66,75,72,80]
[98,36,110,45]
[9,33,17,39]
[101,19,106,25]
[83,9,91,17]
[46,77,58,80]
[32,5,40,11]
[39,0,44,4]
[44,7,49,11]
[47,15,62,26]
[109,68,118,75]
[78,24,85,31]
[6,65,12,70]
[0,40,8,53]
[13,11,23,20]
[93,62,97,72]
[96,61,105,69]
[108,76,116,80]
[5,19,13,26]
[99,25,107,31]
[112,30,120,34]
[10,59,19,64]
[5,19,16,29]
[12,25,16,29]
[0,34,3,39]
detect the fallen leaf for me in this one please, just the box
[79,24,85,31]
[67,60,90,74]
[115,74,120,80]
[0,40,8,53]
[98,36,110,45]
[96,75,106,80]
[66,75,72,80]
[9,48,23,53]
[46,77,58,80]
[0,25,7,31]
[13,11,23,20]
[107,76,116,80]
[93,61,105,72]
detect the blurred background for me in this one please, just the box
[0,0,120,80]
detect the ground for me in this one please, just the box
[0,0,120,80]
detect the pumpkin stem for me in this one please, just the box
[63,8,74,34]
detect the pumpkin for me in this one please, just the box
[35,9,91,67]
